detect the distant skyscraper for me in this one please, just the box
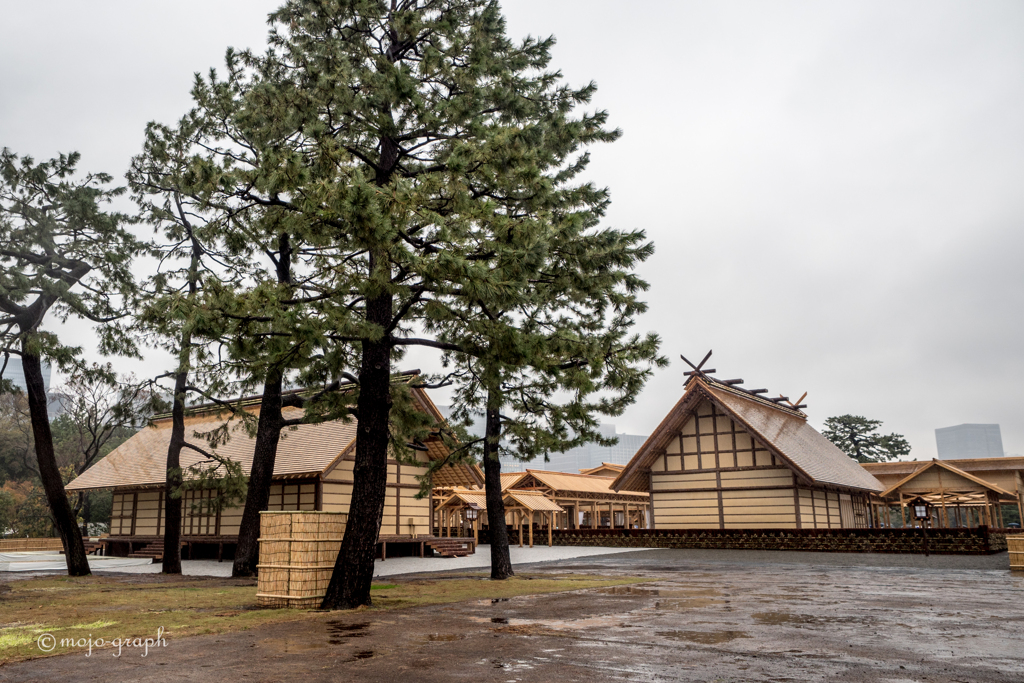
[935,424,1004,459]
[1,356,51,394]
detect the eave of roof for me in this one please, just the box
[879,459,1015,498]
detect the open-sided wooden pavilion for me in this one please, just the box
[66,379,481,560]
[501,469,651,529]
[612,357,884,529]
[863,457,1024,528]
[433,488,564,547]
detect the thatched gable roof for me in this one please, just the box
[612,375,883,494]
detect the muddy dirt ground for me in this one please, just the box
[2,549,1021,682]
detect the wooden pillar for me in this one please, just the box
[608,502,614,529]
[591,501,597,529]
[473,515,479,545]
[1016,472,1024,528]
[624,502,630,529]
[518,510,524,548]
[548,512,553,547]
[529,511,534,548]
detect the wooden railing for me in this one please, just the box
[0,538,64,552]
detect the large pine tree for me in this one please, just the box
[0,149,138,576]
[162,0,627,607]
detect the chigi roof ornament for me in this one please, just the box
[680,350,808,411]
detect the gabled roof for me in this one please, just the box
[67,386,479,491]
[504,490,565,512]
[612,376,883,494]
[517,469,649,498]
[879,459,1015,499]
[579,463,625,476]
[500,472,527,490]
[436,489,489,509]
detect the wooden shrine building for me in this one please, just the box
[66,378,481,559]
[612,357,884,529]
[501,469,650,529]
[863,457,1024,528]
[433,488,564,547]
[579,463,626,478]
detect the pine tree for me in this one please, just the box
[0,149,138,576]
[433,224,665,579]
[162,0,632,607]
[822,414,911,463]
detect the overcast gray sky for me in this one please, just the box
[2,1,1022,459]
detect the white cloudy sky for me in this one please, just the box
[2,1,1022,458]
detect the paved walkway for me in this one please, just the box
[85,544,653,578]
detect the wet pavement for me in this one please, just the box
[2,549,1021,682]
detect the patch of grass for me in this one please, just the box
[0,572,648,664]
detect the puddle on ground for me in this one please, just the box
[491,617,509,624]
[653,598,726,610]
[345,650,374,661]
[596,586,721,598]
[425,633,464,642]
[491,598,510,604]
[326,621,371,644]
[657,630,750,645]
[752,612,867,627]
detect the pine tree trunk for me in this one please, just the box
[232,370,285,577]
[321,287,393,610]
[21,349,90,576]
[484,397,514,580]
[162,368,187,574]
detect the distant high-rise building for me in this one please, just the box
[1,356,51,394]
[435,405,648,474]
[935,424,1004,459]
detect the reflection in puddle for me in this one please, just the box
[491,617,509,624]
[654,598,725,610]
[347,650,374,661]
[752,612,866,626]
[327,621,370,645]
[426,633,464,642]
[596,586,722,598]
[657,630,750,644]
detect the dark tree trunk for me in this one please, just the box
[162,368,187,574]
[483,396,514,580]
[232,370,285,577]
[321,286,393,610]
[21,349,90,576]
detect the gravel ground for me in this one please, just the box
[2,548,1019,682]
[72,544,654,578]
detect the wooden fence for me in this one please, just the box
[0,538,64,552]
[551,526,1007,555]
[255,511,346,608]
[1009,534,1024,570]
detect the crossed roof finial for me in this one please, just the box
[679,350,808,411]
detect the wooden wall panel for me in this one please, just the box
[652,472,717,490]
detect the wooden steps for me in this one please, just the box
[424,537,473,558]
[128,542,163,561]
